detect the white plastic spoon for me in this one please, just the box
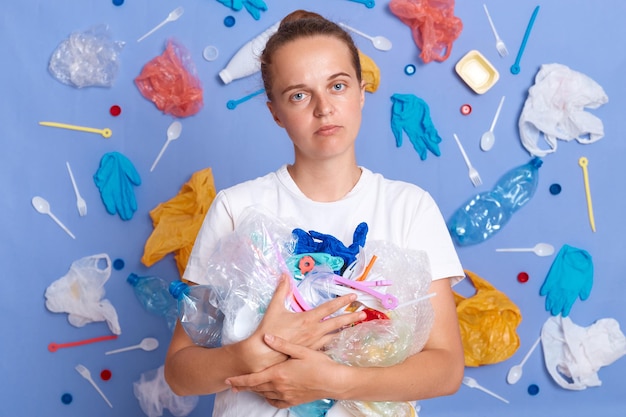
[137,6,184,42]
[462,376,509,404]
[339,22,392,51]
[480,95,505,152]
[495,243,555,257]
[150,121,182,172]
[75,364,113,408]
[32,196,75,239]
[105,337,159,355]
[507,336,541,384]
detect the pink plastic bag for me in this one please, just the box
[390,0,463,63]
[135,39,203,118]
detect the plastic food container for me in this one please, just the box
[455,50,499,94]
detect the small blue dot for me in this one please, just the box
[224,16,236,27]
[113,258,125,270]
[61,393,73,404]
[549,183,562,195]
[404,64,416,76]
[112,0,124,5]
[527,384,539,395]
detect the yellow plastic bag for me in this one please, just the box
[359,50,380,93]
[142,167,216,278]
[454,270,522,367]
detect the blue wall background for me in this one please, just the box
[2,1,625,416]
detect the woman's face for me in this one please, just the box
[266,35,365,163]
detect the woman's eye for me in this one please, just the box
[332,83,346,91]
[291,92,305,101]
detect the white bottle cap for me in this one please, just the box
[219,69,233,84]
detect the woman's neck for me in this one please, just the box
[287,159,362,202]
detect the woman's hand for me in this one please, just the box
[227,334,346,409]
[239,274,365,373]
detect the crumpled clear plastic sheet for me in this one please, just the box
[541,315,626,390]
[44,253,121,335]
[142,168,216,278]
[133,365,199,417]
[135,39,204,118]
[199,207,433,417]
[454,270,521,367]
[389,0,463,63]
[519,63,609,157]
[48,25,124,88]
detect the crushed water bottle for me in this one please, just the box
[169,281,223,348]
[448,157,543,246]
[127,273,178,331]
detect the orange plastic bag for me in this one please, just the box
[454,270,521,366]
[142,168,216,278]
[390,0,463,63]
[359,50,380,93]
[135,39,204,118]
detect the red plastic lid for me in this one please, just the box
[460,104,472,115]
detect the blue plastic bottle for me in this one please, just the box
[169,281,223,348]
[448,157,543,246]
[127,273,178,331]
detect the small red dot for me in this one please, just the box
[110,105,122,117]
[517,272,529,283]
[460,104,472,115]
[100,369,112,381]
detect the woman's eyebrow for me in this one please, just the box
[281,72,354,95]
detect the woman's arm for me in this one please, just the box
[224,278,464,407]
[164,276,365,396]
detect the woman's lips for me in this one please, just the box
[316,124,340,136]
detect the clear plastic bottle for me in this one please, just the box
[218,21,280,84]
[169,281,223,348]
[127,273,178,331]
[448,157,543,246]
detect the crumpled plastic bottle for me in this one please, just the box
[448,157,543,246]
[127,273,178,331]
[169,281,223,348]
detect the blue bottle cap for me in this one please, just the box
[527,384,540,395]
[113,258,125,270]
[169,280,189,299]
[549,183,562,195]
[112,0,124,5]
[224,16,236,27]
[126,273,139,286]
[61,393,73,404]
[404,64,416,76]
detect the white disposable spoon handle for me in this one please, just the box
[105,345,140,355]
[339,23,373,41]
[48,212,76,239]
[475,385,509,404]
[150,140,171,172]
[483,4,501,40]
[519,336,541,367]
[489,96,505,131]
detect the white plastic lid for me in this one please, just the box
[219,69,232,84]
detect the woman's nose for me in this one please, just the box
[314,96,334,117]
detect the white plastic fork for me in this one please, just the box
[75,364,113,408]
[66,162,87,216]
[463,376,509,404]
[453,134,482,187]
[483,4,508,57]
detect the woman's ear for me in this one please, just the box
[266,101,284,128]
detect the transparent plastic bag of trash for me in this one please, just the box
[133,365,198,417]
[48,24,124,88]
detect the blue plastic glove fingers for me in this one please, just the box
[243,0,267,20]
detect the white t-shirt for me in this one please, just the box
[183,165,464,417]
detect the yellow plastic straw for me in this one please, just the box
[39,121,112,138]
[578,157,596,232]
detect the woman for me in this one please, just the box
[165,10,465,416]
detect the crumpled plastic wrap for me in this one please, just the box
[142,168,216,278]
[135,39,204,118]
[197,207,433,416]
[519,63,609,157]
[454,270,521,366]
[44,253,121,335]
[133,365,199,417]
[48,25,124,88]
[390,0,463,63]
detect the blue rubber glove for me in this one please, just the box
[216,0,267,20]
[390,93,442,160]
[94,152,142,221]
[539,244,593,317]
